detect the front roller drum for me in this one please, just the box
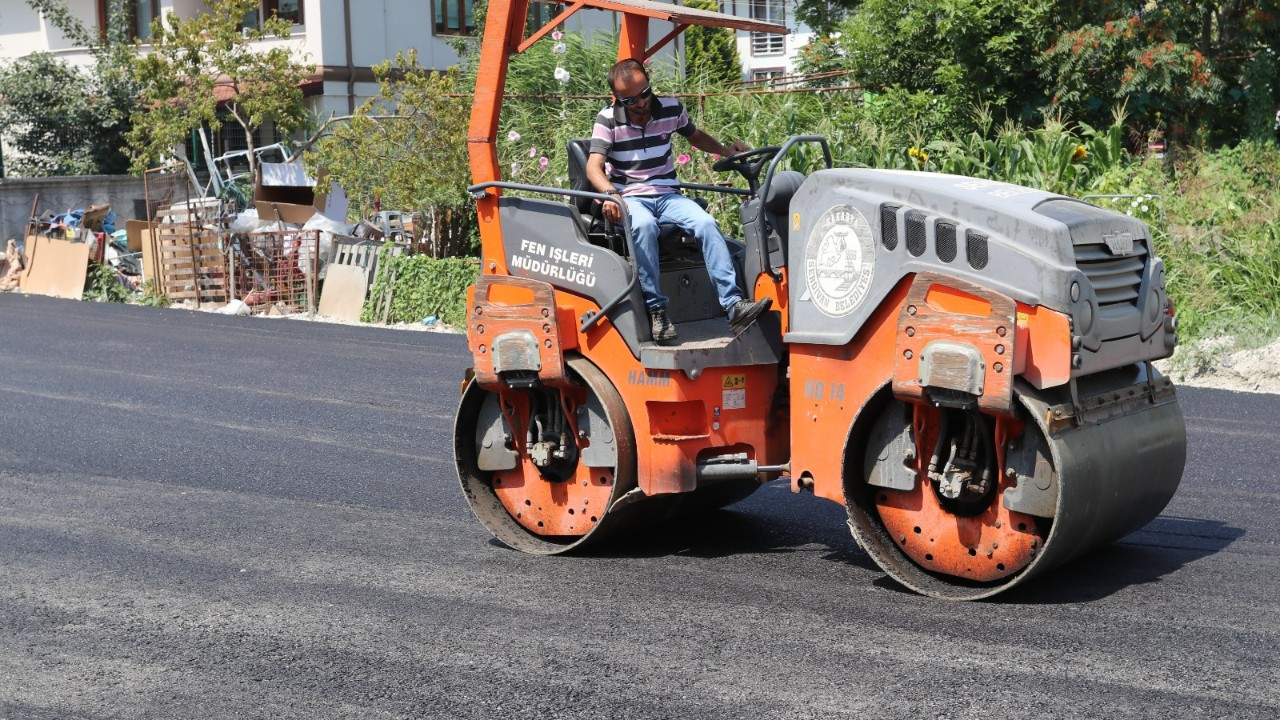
[455,356,641,554]
[847,370,1186,600]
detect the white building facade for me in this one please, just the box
[721,0,812,83]
[0,0,812,157]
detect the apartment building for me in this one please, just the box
[0,1,811,155]
[720,0,813,84]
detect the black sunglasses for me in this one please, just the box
[617,85,653,107]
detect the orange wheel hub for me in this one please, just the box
[874,479,1043,582]
[494,464,615,537]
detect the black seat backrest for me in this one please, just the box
[566,139,594,216]
[742,170,806,280]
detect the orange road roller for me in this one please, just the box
[454,0,1185,599]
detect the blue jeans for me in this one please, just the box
[622,193,743,313]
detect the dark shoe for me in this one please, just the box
[728,297,772,335]
[649,307,678,344]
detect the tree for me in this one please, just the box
[799,0,1280,147]
[793,0,861,38]
[0,0,139,175]
[305,51,473,257]
[683,0,741,86]
[798,0,1053,132]
[0,54,100,176]
[1041,2,1280,146]
[127,0,313,176]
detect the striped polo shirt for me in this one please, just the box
[589,96,696,196]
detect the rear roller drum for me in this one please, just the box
[847,372,1185,600]
[455,356,637,554]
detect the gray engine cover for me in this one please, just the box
[786,169,1175,382]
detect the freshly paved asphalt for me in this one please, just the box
[1,293,1277,720]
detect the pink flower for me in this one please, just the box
[539,156,549,170]
[711,153,720,160]
[676,154,691,165]
[551,30,563,41]
[506,130,520,142]
[529,146,537,158]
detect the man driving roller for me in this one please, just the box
[586,58,771,345]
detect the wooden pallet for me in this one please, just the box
[155,197,225,227]
[153,224,227,304]
[327,236,402,289]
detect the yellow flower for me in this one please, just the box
[908,146,920,158]
[1072,144,1087,162]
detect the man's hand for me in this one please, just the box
[689,129,750,158]
[602,195,624,223]
[586,152,625,222]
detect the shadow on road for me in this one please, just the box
[486,488,1241,602]
[998,515,1245,604]
[528,506,1243,603]
[514,483,882,573]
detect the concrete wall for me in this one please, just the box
[0,175,152,244]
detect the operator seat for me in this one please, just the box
[757,169,806,266]
[566,138,704,260]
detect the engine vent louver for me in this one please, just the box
[966,231,989,269]
[879,204,899,250]
[1074,240,1149,309]
[936,222,957,263]
[905,211,927,257]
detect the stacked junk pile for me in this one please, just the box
[2,156,411,322]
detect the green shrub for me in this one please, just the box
[362,249,480,327]
[135,279,170,307]
[1100,142,1280,346]
[84,261,131,303]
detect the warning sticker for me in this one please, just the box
[722,373,746,390]
[723,388,747,410]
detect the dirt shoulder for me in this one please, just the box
[1155,337,1280,396]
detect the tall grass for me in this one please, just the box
[1107,141,1280,348]
[490,32,1280,349]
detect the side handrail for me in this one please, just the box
[467,180,637,333]
[756,135,833,281]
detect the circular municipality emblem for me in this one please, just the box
[804,204,876,317]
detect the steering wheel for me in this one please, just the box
[711,146,782,193]
[711,146,782,174]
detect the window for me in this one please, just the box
[241,1,304,30]
[213,116,288,157]
[97,0,159,42]
[435,0,477,36]
[749,0,784,56]
[263,0,304,25]
[751,68,785,85]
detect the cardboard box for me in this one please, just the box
[20,234,90,300]
[125,218,152,253]
[253,162,349,225]
[317,264,368,322]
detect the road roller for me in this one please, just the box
[455,0,1186,599]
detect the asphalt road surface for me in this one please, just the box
[2,293,1277,720]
